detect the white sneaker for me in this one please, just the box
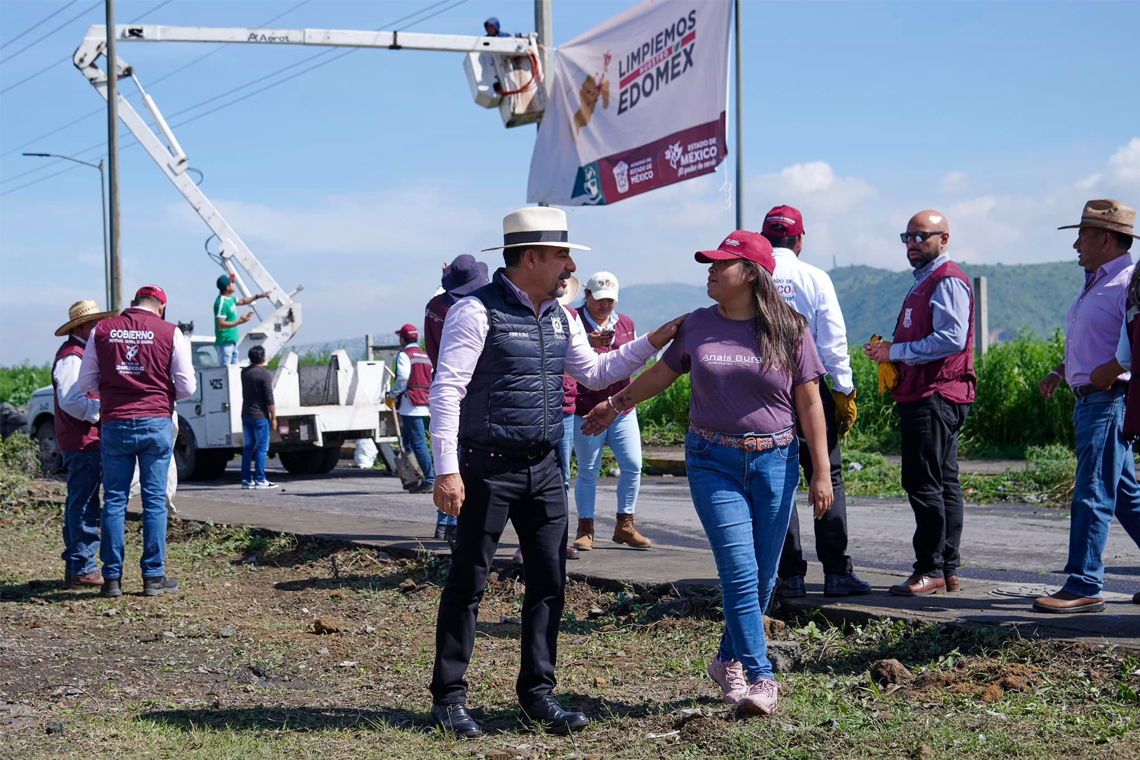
[254,480,279,489]
[707,657,748,704]
[737,678,779,716]
[241,480,253,490]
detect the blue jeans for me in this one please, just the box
[100,417,174,580]
[61,449,102,576]
[557,412,575,495]
[1063,388,1140,597]
[241,418,270,483]
[401,414,448,524]
[220,343,239,365]
[685,430,799,682]
[573,410,642,518]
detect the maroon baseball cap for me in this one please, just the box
[134,285,167,305]
[396,324,418,341]
[695,231,776,274]
[762,205,805,238]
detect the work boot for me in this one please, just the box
[143,576,179,597]
[100,578,122,598]
[612,514,651,549]
[945,575,960,593]
[65,570,104,589]
[573,519,595,551]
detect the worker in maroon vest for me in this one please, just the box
[388,324,438,506]
[79,285,197,599]
[572,271,651,551]
[864,210,975,597]
[53,299,116,589]
[424,255,490,370]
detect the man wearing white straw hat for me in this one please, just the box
[53,299,116,589]
[427,206,686,737]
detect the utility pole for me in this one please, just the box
[535,0,553,99]
[974,276,989,357]
[734,0,744,230]
[105,0,122,310]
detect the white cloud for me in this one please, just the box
[940,171,971,193]
[755,161,878,214]
[1106,137,1140,186]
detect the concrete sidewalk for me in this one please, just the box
[641,447,1029,476]
[130,475,1140,652]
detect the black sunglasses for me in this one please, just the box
[899,231,944,244]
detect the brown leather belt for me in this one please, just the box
[1072,381,1127,400]
[688,423,796,452]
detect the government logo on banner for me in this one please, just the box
[527,0,732,207]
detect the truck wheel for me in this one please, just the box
[279,449,322,475]
[35,420,63,474]
[315,446,341,474]
[174,421,198,480]
[194,450,231,481]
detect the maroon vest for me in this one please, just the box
[562,309,580,415]
[52,337,100,452]
[574,308,637,416]
[400,345,433,407]
[1124,314,1140,438]
[890,260,976,404]
[424,292,453,372]
[94,308,178,421]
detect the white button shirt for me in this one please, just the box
[771,247,854,394]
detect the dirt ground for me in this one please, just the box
[1,487,1138,760]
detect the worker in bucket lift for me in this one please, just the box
[483,17,511,37]
[214,274,271,365]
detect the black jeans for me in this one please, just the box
[780,382,852,578]
[898,393,971,578]
[430,447,567,706]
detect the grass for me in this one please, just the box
[1,487,1137,760]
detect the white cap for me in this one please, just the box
[585,271,619,301]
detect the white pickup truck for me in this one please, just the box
[26,334,399,480]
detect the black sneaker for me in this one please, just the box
[100,578,122,598]
[434,523,448,541]
[143,576,179,597]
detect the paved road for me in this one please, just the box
[180,461,1140,596]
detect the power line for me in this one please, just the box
[0,0,100,64]
[0,0,80,51]
[0,0,176,96]
[2,0,310,156]
[1,0,471,196]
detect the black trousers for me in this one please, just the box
[779,382,852,578]
[898,393,970,578]
[430,447,567,706]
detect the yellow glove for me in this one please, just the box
[832,388,857,437]
[384,396,396,410]
[869,334,901,393]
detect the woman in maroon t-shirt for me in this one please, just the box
[582,231,833,716]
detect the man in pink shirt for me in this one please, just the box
[426,207,684,738]
[1036,200,1140,614]
[79,285,197,599]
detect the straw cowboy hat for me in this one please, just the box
[556,275,581,307]
[1058,199,1139,239]
[55,299,117,337]
[481,206,591,252]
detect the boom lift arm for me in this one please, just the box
[73,24,539,360]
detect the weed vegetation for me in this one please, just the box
[0,362,51,407]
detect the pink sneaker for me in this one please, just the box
[737,678,779,716]
[707,657,748,704]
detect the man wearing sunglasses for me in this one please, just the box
[863,210,975,597]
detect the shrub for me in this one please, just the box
[0,432,40,509]
[0,363,51,407]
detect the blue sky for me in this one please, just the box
[2,0,1138,365]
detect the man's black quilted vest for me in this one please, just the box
[459,269,569,454]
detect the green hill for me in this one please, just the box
[612,260,1085,345]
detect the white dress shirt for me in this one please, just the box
[53,336,100,423]
[771,247,854,394]
[79,319,197,401]
[391,349,430,417]
[429,276,657,475]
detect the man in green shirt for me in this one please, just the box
[214,274,269,365]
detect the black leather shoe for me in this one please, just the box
[518,695,589,735]
[100,578,122,598]
[430,703,482,738]
[776,575,806,599]
[143,576,179,596]
[824,572,872,596]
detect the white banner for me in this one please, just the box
[527,0,732,206]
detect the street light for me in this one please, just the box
[22,152,113,311]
